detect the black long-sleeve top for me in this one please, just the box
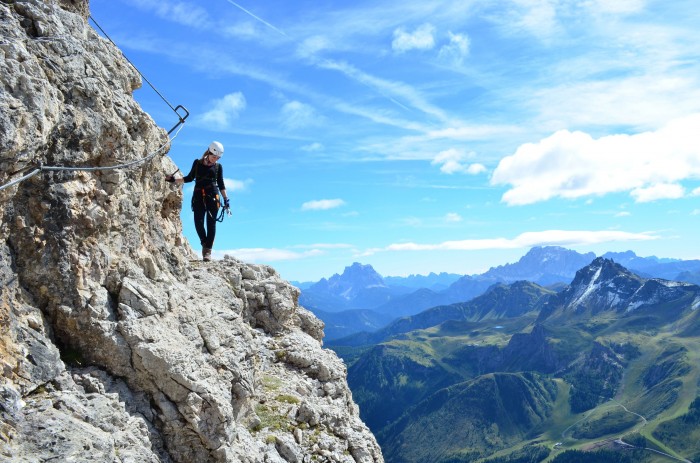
[182,159,225,192]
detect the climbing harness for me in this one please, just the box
[0,16,189,192]
[193,187,230,223]
[189,160,231,222]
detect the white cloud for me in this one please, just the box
[432,149,486,175]
[615,211,631,217]
[425,125,520,141]
[531,76,700,132]
[503,0,559,40]
[445,212,463,223]
[368,229,657,254]
[467,163,487,175]
[301,199,346,211]
[692,187,700,196]
[491,114,700,205]
[438,32,470,66]
[318,59,448,121]
[692,210,700,216]
[630,183,685,203]
[281,101,320,130]
[200,92,246,129]
[224,178,253,192]
[392,24,436,53]
[296,35,331,59]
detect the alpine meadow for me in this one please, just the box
[322,250,700,462]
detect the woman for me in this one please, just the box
[166,141,229,261]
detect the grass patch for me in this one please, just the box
[253,403,291,433]
[570,408,640,439]
[276,394,300,404]
[262,375,283,391]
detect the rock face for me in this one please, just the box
[0,1,383,462]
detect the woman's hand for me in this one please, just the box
[165,175,184,185]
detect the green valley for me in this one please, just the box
[332,258,700,462]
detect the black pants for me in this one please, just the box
[192,190,219,249]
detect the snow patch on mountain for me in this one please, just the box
[692,297,700,311]
[571,265,602,309]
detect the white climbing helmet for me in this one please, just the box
[208,141,224,158]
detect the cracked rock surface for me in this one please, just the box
[0,1,383,462]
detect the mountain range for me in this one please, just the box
[299,247,700,340]
[331,257,700,463]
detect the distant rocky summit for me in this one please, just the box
[0,1,383,462]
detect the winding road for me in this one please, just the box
[560,397,693,463]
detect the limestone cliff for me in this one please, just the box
[0,1,384,461]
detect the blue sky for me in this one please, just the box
[90,0,700,282]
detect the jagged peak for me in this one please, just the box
[570,257,639,286]
[554,257,700,315]
[343,261,383,277]
[328,262,386,287]
[480,246,596,285]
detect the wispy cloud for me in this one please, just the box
[496,0,560,41]
[200,92,247,129]
[301,199,346,211]
[127,35,433,137]
[445,212,463,223]
[364,230,658,255]
[281,101,321,130]
[224,178,253,192]
[125,0,209,28]
[630,183,685,203]
[317,59,449,121]
[296,35,332,59]
[392,23,436,53]
[432,148,487,175]
[530,76,700,132]
[492,114,700,205]
[437,31,470,66]
[110,14,462,144]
